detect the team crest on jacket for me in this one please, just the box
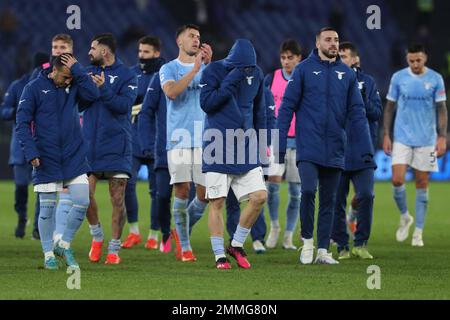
[246,76,254,85]
[424,82,432,90]
[358,81,365,90]
[335,71,345,80]
[108,75,118,84]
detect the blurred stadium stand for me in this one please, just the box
[0,0,449,179]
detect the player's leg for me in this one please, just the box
[351,168,375,259]
[146,159,160,249]
[54,189,72,244]
[54,175,90,268]
[265,175,282,248]
[297,161,319,264]
[331,172,351,259]
[106,177,127,264]
[284,182,301,250]
[410,145,437,247]
[13,164,30,238]
[122,157,142,248]
[86,174,104,262]
[315,166,341,264]
[37,191,58,269]
[229,167,267,269]
[412,170,430,247]
[155,168,172,253]
[188,148,208,230]
[209,196,230,269]
[391,142,414,241]
[32,195,41,240]
[250,208,267,254]
[225,189,240,243]
[168,148,194,260]
[283,148,301,249]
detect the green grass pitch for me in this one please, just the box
[0,181,449,299]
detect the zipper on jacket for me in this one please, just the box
[325,63,330,164]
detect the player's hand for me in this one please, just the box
[200,43,213,64]
[90,71,105,87]
[383,135,392,156]
[192,53,203,74]
[30,158,40,167]
[60,54,77,69]
[436,136,447,157]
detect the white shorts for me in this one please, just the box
[205,167,267,202]
[167,147,205,186]
[392,142,438,172]
[266,148,301,182]
[92,172,130,179]
[34,174,89,193]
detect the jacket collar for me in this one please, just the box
[309,49,342,66]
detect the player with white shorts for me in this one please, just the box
[383,44,447,247]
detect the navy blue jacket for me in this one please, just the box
[200,39,266,174]
[139,73,167,169]
[130,58,165,159]
[82,59,138,176]
[16,64,99,185]
[344,66,382,171]
[0,73,30,165]
[277,49,373,169]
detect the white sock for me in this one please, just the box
[317,248,327,256]
[59,239,70,249]
[44,251,55,259]
[284,231,293,238]
[271,221,280,229]
[231,239,243,247]
[215,254,226,261]
[129,223,140,235]
[148,230,158,240]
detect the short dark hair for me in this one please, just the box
[339,41,358,56]
[52,33,73,48]
[92,33,117,54]
[407,43,426,54]
[176,24,200,39]
[316,27,338,39]
[280,39,302,56]
[138,36,161,52]
[53,53,75,70]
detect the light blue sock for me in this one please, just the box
[393,185,408,215]
[415,188,428,229]
[173,197,191,251]
[89,223,104,242]
[232,224,251,247]
[188,196,207,230]
[62,184,89,244]
[38,192,57,253]
[108,239,121,255]
[210,236,225,261]
[286,182,301,232]
[267,182,280,224]
[55,191,72,238]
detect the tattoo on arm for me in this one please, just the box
[437,101,448,137]
[383,100,396,138]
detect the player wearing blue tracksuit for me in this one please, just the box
[200,39,268,269]
[226,86,276,252]
[16,54,99,269]
[331,43,382,259]
[139,72,173,252]
[0,53,49,239]
[122,52,165,248]
[277,28,373,265]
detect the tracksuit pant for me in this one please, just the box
[331,168,375,251]
[298,161,342,250]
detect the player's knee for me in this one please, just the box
[249,190,267,207]
[209,198,225,211]
[392,177,405,187]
